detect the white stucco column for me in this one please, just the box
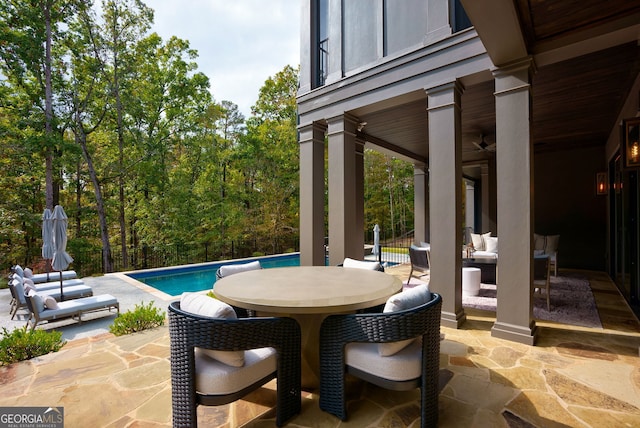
[491,58,537,345]
[414,164,430,245]
[426,81,465,328]
[327,114,363,265]
[299,122,327,266]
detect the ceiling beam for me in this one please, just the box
[460,0,528,66]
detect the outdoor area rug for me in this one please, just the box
[463,273,603,329]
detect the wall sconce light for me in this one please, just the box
[596,172,607,195]
[623,117,640,169]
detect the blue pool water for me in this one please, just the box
[126,253,301,296]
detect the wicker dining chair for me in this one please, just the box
[168,301,301,427]
[318,292,442,428]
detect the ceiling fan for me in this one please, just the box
[471,134,496,152]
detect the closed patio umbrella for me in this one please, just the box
[373,224,380,258]
[51,205,73,300]
[41,208,54,281]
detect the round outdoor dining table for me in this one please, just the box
[214,265,403,389]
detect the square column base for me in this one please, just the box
[492,321,537,345]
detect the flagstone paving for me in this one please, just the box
[1,266,639,427]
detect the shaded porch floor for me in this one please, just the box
[0,265,639,427]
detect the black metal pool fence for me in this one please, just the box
[28,232,415,278]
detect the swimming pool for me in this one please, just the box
[125,253,301,296]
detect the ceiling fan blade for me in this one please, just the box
[486,143,497,151]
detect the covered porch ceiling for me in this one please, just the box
[352,0,640,169]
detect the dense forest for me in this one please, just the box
[0,0,414,275]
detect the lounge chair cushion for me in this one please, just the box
[13,265,24,277]
[194,346,276,395]
[379,284,431,356]
[348,339,423,381]
[43,295,59,310]
[180,293,245,367]
[343,258,382,271]
[217,261,262,278]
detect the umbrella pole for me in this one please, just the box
[59,271,64,301]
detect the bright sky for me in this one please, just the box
[149,0,301,118]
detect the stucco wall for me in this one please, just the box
[534,146,608,270]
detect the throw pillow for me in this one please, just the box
[545,235,560,254]
[379,284,432,356]
[485,236,498,253]
[43,295,59,310]
[343,258,381,271]
[180,292,245,367]
[23,268,34,278]
[217,261,262,279]
[470,233,484,250]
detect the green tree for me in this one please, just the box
[240,65,299,252]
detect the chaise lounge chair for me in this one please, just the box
[25,292,119,331]
[12,265,77,283]
[8,279,94,320]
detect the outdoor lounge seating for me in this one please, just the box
[8,279,93,319]
[319,286,442,427]
[11,265,77,283]
[25,292,118,330]
[407,245,430,284]
[168,296,301,427]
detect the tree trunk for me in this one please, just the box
[75,113,113,273]
[43,0,54,210]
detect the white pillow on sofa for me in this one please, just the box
[484,236,498,253]
[180,293,245,367]
[379,285,432,356]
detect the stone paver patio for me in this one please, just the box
[1,265,639,427]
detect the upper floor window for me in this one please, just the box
[451,0,472,32]
[314,0,329,88]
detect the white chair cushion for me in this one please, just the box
[348,339,422,382]
[472,251,498,258]
[217,261,262,278]
[419,242,430,249]
[379,284,431,356]
[23,267,33,278]
[342,258,381,271]
[180,293,245,367]
[195,347,276,395]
